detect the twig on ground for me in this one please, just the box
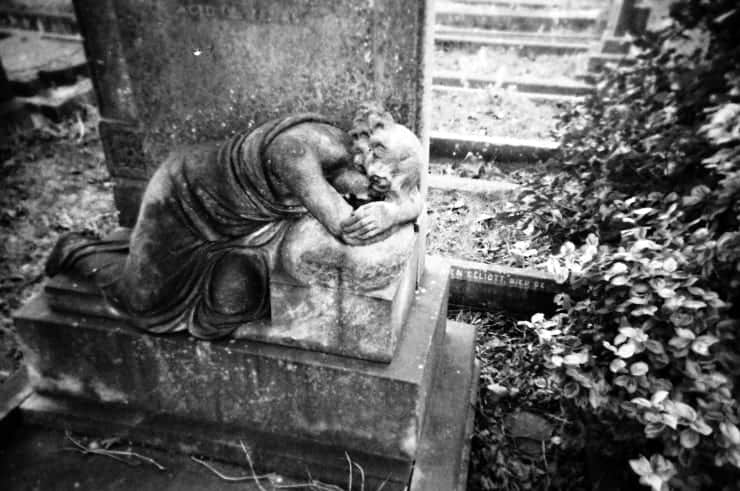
[240,440,268,491]
[375,474,391,491]
[352,461,365,491]
[193,442,344,491]
[345,452,353,491]
[75,111,85,143]
[191,456,273,482]
[542,440,548,469]
[65,432,166,471]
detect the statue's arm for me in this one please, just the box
[268,134,354,238]
[389,187,423,223]
[342,188,422,243]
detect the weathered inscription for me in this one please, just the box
[175,2,328,23]
[450,266,550,291]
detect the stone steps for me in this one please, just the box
[430,130,559,163]
[437,24,601,43]
[0,7,78,35]
[436,0,606,31]
[588,51,638,71]
[428,172,519,200]
[433,69,596,96]
[433,84,587,104]
[430,0,645,166]
[15,77,93,121]
[435,25,597,53]
[0,27,91,126]
[446,0,606,7]
[0,28,87,95]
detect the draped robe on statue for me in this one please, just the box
[46,114,331,339]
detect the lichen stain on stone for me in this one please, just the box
[195,341,213,362]
[24,363,42,388]
[178,443,199,455]
[399,417,418,458]
[91,380,129,403]
[39,373,84,396]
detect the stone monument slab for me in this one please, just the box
[253,218,420,362]
[15,259,450,464]
[73,0,432,226]
[15,314,478,491]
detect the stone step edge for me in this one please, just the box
[435,33,593,52]
[433,70,595,96]
[2,28,88,96]
[588,52,638,71]
[436,1,604,21]
[437,24,601,39]
[0,368,32,423]
[428,173,519,199]
[431,255,563,315]
[430,131,559,163]
[0,7,78,34]
[436,24,600,44]
[435,26,633,54]
[447,0,605,8]
[433,84,586,104]
[15,78,94,121]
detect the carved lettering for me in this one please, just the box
[175,2,320,23]
[449,266,551,291]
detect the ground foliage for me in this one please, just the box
[463,309,591,491]
[510,1,740,489]
[0,107,117,374]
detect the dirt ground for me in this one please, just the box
[434,45,591,82]
[431,87,564,139]
[0,111,117,374]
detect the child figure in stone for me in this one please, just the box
[46,105,423,339]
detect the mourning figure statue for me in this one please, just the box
[46,105,423,339]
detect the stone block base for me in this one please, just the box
[15,260,452,462]
[264,246,418,363]
[15,321,477,490]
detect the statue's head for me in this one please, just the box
[349,104,422,199]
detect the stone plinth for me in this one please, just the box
[244,217,419,362]
[15,260,449,466]
[72,0,433,226]
[13,318,477,491]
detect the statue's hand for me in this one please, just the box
[341,202,396,243]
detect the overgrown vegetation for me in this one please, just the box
[464,309,589,491]
[509,1,740,488]
[0,107,116,374]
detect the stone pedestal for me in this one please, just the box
[14,258,478,490]
[257,218,420,362]
[73,0,433,226]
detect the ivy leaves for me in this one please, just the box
[510,0,740,488]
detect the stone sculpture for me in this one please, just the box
[45,105,423,340]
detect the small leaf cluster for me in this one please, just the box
[513,1,740,489]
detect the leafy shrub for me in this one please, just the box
[513,1,740,489]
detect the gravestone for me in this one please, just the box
[74,0,432,226]
[12,1,479,489]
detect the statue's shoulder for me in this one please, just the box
[269,122,352,165]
